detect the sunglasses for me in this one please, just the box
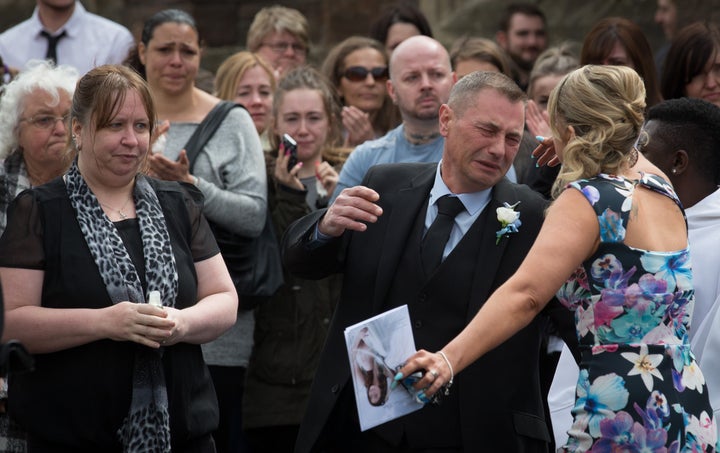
[342,66,389,82]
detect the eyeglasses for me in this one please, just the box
[341,66,389,82]
[262,41,307,54]
[20,113,69,130]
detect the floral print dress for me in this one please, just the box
[558,173,719,452]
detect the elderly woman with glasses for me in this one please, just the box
[0,59,78,235]
[246,5,309,79]
[321,36,399,148]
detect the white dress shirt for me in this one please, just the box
[0,1,135,75]
[425,161,492,261]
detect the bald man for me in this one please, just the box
[330,35,456,202]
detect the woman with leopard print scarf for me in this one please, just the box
[0,65,237,452]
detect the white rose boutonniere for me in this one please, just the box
[495,202,521,245]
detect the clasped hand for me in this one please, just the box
[104,301,180,349]
[342,106,375,147]
[147,149,194,184]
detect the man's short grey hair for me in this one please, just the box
[448,70,526,115]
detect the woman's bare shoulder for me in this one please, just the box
[194,88,222,119]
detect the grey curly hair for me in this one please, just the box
[0,60,78,159]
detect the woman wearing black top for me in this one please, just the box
[0,64,237,452]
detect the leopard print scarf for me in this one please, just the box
[65,161,178,452]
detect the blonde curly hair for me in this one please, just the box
[548,65,646,198]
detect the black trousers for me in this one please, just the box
[244,424,299,453]
[319,384,461,453]
[208,365,252,453]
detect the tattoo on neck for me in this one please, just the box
[406,131,440,145]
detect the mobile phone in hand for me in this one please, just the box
[283,134,298,173]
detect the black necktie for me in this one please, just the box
[421,195,465,275]
[40,30,66,64]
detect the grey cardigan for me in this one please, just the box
[163,106,267,237]
[164,106,266,367]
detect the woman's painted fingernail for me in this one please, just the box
[535,135,545,142]
[415,391,429,404]
[390,380,398,390]
[535,162,540,168]
[394,372,403,381]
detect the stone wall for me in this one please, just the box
[1,0,719,73]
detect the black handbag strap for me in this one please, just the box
[184,100,245,171]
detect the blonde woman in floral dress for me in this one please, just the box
[398,65,719,451]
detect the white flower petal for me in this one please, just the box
[641,372,654,392]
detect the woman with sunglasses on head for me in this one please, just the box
[321,36,399,148]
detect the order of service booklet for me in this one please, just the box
[344,304,424,431]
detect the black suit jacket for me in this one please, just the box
[283,163,576,453]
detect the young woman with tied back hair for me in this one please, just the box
[321,36,399,148]
[369,0,433,55]
[246,5,309,79]
[126,10,267,453]
[242,66,345,453]
[581,17,663,108]
[215,51,276,152]
[0,64,238,452]
[661,21,720,108]
[398,65,719,451]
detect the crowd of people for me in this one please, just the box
[0,0,720,452]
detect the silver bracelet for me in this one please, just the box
[437,350,454,396]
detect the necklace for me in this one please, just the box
[98,195,133,220]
